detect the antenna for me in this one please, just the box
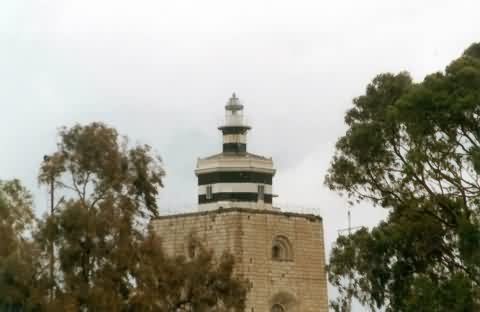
[337,205,362,312]
[337,206,362,234]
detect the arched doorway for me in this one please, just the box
[270,291,298,312]
[271,303,285,312]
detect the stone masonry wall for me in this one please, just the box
[151,208,328,312]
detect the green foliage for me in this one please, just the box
[0,122,250,311]
[0,180,34,239]
[0,180,47,311]
[464,42,480,60]
[30,122,248,311]
[132,234,250,312]
[326,43,480,311]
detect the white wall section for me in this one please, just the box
[198,183,273,195]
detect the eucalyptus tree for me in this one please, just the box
[37,122,249,311]
[131,234,250,312]
[326,43,480,311]
[37,122,165,311]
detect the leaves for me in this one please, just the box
[326,43,480,310]
[133,233,249,312]
[0,180,47,311]
[31,122,249,311]
[0,179,35,239]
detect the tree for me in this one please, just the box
[131,233,250,312]
[0,180,47,311]
[36,122,165,311]
[36,122,249,311]
[325,43,480,311]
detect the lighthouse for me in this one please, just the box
[195,93,276,211]
[153,92,329,311]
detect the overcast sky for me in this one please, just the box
[1,0,479,308]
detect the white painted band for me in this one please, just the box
[198,201,273,211]
[223,134,247,144]
[198,183,273,195]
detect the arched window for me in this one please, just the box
[271,236,293,261]
[272,245,282,259]
[271,304,285,312]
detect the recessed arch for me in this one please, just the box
[270,291,298,312]
[272,235,293,261]
[271,303,285,312]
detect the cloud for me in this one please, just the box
[1,1,479,309]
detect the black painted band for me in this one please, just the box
[223,143,247,153]
[218,126,251,134]
[198,171,273,185]
[199,193,273,204]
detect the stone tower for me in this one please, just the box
[152,94,328,312]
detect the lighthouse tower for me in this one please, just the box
[154,92,329,311]
[195,93,276,211]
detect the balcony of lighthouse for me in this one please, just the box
[195,152,274,175]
